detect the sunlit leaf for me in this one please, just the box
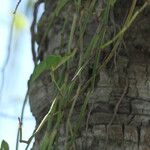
[31,50,76,81]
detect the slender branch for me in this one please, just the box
[105,80,128,149]
[30,0,44,64]
[13,0,22,14]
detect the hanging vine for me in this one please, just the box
[17,0,149,149]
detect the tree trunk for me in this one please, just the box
[29,0,150,149]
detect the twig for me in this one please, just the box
[85,102,94,134]
[85,101,94,148]
[65,85,81,149]
[16,91,29,150]
[105,79,128,149]
[0,0,24,104]
[0,15,15,103]
[13,0,22,14]
[16,1,44,149]
[30,0,44,64]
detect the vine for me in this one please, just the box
[18,0,149,149]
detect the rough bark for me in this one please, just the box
[29,0,150,149]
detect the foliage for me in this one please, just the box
[17,0,149,149]
[0,140,9,150]
[31,49,76,81]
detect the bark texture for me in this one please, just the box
[29,0,150,149]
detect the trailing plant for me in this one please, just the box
[17,0,149,149]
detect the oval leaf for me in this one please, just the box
[0,140,9,150]
[31,50,76,82]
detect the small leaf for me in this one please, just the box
[31,60,47,82]
[0,140,9,150]
[45,55,62,71]
[31,50,76,81]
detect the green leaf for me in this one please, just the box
[0,140,9,150]
[31,50,76,81]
